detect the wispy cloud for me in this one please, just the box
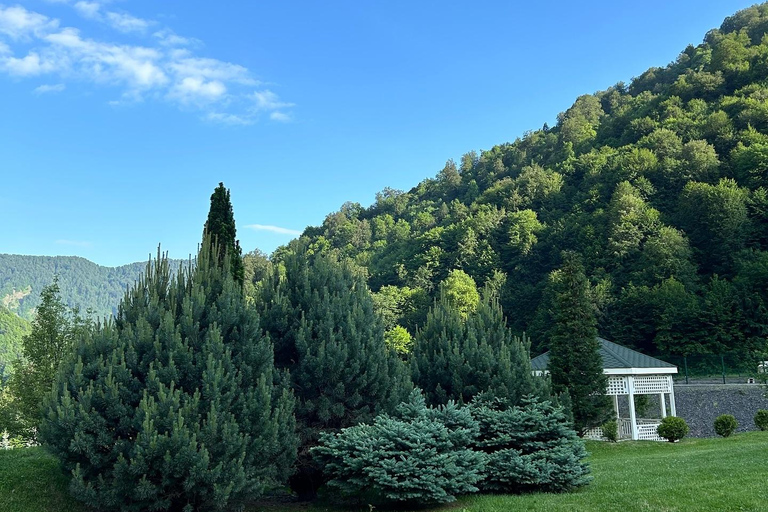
[0,4,293,124]
[55,239,93,247]
[34,82,65,93]
[245,224,302,236]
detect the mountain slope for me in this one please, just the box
[292,4,768,357]
[0,254,183,320]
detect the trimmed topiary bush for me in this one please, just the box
[602,420,619,442]
[755,410,768,431]
[657,416,689,442]
[312,390,485,507]
[714,414,738,437]
[470,395,591,493]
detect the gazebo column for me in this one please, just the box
[613,395,619,419]
[627,375,638,440]
[659,393,667,418]
[668,375,677,417]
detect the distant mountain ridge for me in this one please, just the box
[0,254,185,320]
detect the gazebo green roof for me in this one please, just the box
[530,337,676,371]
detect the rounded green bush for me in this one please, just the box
[602,420,619,442]
[714,414,738,437]
[755,410,768,431]
[657,416,689,442]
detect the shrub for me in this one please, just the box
[657,416,689,442]
[470,395,591,493]
[602,420,619,442]
[755,410,768,431]
[714,414,738,437]
[312,390,485,507]
[41,243,297,512]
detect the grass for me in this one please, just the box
[3,433,768,512]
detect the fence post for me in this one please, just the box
[684,356,689,384]
[721,355,726,384]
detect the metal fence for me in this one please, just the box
[658,353,767,384]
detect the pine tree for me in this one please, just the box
[255,245,410,498]
[203,182,245,284]
[412,288,544,407]
[547,252,611,433]
[40,241,296,512]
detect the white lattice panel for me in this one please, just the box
[637,422,663,441]
[583,427,604,440]
[606,376,628,395]
[633,375,671,394]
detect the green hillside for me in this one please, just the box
[0,306,30,382]
[294,4,768,358]
[0,254,183,320]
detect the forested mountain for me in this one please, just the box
[0,254,183,320]
[290,4,768,358]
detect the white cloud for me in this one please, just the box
[55,239,93,247]
[206,112,253,125]
[34,82,65,93]
[270,111,291,122]
[73,1,100,19]
[245,224,302,236]
[252,89,293,111]
[0,5,58,40]
[1,51,58,76]
[0,4,294,124]
[105,11,150,33]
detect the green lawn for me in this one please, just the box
[3,433,768,512]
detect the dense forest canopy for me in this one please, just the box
[284,4,768,358]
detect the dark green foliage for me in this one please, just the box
[411,288,543,407]
[546,253,612,433]
[0,306,30,383]
[714,414,738,437]
[1,279,87,440]
[287,4,768,362]
[754,409,768,431]
[255,245,410,498]
[602,420,619,442]
[657,416,690,442]
[470,396,591,493]
[312,390,485,507]
[40,242,296,512]
[204,182,245,285]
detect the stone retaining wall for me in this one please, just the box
[674,384,768,437]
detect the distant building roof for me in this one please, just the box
[530,337,677,373]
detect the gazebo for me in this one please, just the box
[530,337,678,441]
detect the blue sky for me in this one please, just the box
[0,0,758,266]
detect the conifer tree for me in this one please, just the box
[412,288,543,407]
[203,182,245,284]
[255,245,410,498]
[40,241,296,512]
[547,252,611,432]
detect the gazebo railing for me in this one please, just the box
[617,418,663,441]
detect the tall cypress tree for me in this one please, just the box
[255,244,410,498]
[203,182,245,285]
[412,288,543,407]
[41,240,296,512]
[547,252,611,433]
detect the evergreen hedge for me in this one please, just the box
[312,390,485,507]
[471,395,591,493]
[40,242,297,512]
